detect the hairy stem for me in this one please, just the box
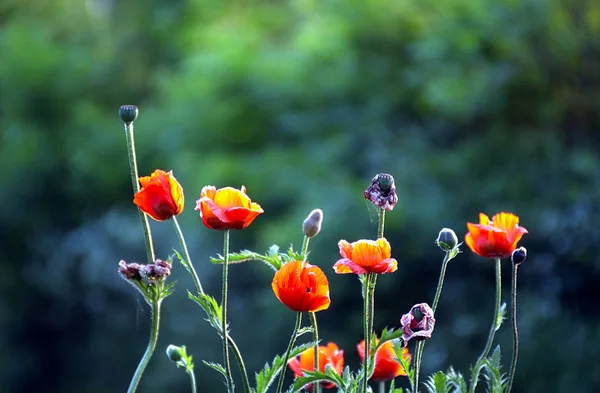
[222,230,234,393]
[377,209,386,239]
[127,299,161,393]
[187,368,197,393]
[276,312,303,393]
[505,263,520,393]
[309,311,321,393]
[172,217,204,295]
[301,235,310,260]
[124,121,155,263]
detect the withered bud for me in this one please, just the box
[512,247,527,266]
[166,344,185,362]
[118,260,143,281]
[302,209,324,238]
[400,303,435,345]
[363,173,398,211]
[436,228,458,252]
[141,259,172,281]
[119,105,138,124]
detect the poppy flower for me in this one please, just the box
[133,170,184,221]
[195,185,263,230]
[333,238,397,275]
[288,342,344,390]
[272,261,331,313]
[357,338,410,382]
[400,303,436,344]
[465,212,528,259]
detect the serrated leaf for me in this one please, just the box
[189,292,224,333]
[446,367,467,393]
[296,326,314,337]
[209,250,280,272]
[494,303,507,331]
[203,361,227,379]
[424,371,449,393]
[482,347,504,393]
[255,341,318,393]
[291,370,339,392]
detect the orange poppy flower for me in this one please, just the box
[133,170,184,221]
[333,238,397,274]
[271,261,331,313]
[288,342,344,390]
[357,338,410,382]
[465,212,528,259]
[195,185,263,230]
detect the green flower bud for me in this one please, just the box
[166,345,185,362]
[119,105,138,124]
[436,228,458,252]
[302,209,324,238]
[511,247,527,266]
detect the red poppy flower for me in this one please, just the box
[195,185,263,230]
[288,342,344,390]
[333,238,397,275]
[272,261,331,313]
[357,338,410,382]
[133,170,184,221]
[465,212,528,259]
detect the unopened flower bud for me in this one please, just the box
[142,259,172,281]
[166,344,185,362]
[364,173,398,211]
[119,105,138,124]
[511,247,527,266]
[118,260,143,281]
[436,228,458,252]
[302,209,324,238]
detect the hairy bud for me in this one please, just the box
[302,209,324,238]
[436,228,458,252]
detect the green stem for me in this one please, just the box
[187,368,197,393]
[276,312,303,393]
[309,311,320,393]
[377,209,386,239]
[301,235,310,260]
[379,381,385,393]
[469,257,502,393]
[222,230,234,393]
[172,217,204,295]
[362,274,370,393]
[228,334,251,393]
[413,251,452,393]
[123,121,155,263]
[127,299,161,393]
[505,263,519,393]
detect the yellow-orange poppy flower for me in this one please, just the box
[465,212,528,259]
[195,185,263,230]
[133,170,184,221]
[333,238,397,274]
[271,261,331,313]
[357,338,410,382]
[288,342,344,390]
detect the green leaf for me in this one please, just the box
[424,371,449,393]
[445,367,467,393]
[448,243,463,260]
[173,249,194,276]
[291,367,343,393]
[482,347,505,393]
[209,249,280,272]
[255,341,317,393]
[203,360,227,379]
[494,303,507,331]
[189,292,224,334]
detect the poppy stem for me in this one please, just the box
[377,209,386,239]
[505,263,520,393]
[187,367,197,393]
[379,381,385,393]
[228,336,251,393]
[362,273,377,393]
[413,341,423,393]
[123,121,155,263]
[276,312,303,393]
[222,230,234,393]
[469,257,502,393]
[172,217,204,295]
[301,235,310,260]
[309,311,321,393]
[127,298,161,393]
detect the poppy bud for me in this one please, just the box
[511,247,527,266]
[118,260,143,281]
[303,209,324,238]
[364,173,398,211]
[400,303,435,344]
[166,344,185,362]
[142,259,172,281]
[436,228,458,252]
[119,105,138,124]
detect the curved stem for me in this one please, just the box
[127,299,161,393]
[187,369,197,393]
[377,209,386,239]
[172,217,204,295]
[276,312,303,393]
[469,257,502,393]
[505,264,520,393]
[228,335,251,393]
[309,312,320,393]
[222,230,234,393]
[124,122,155,263]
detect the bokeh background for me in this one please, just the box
[1,0,600,392]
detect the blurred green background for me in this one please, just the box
[1,0,599,392]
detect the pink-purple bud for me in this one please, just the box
[363,173,398,211]
[400,303,436,345]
